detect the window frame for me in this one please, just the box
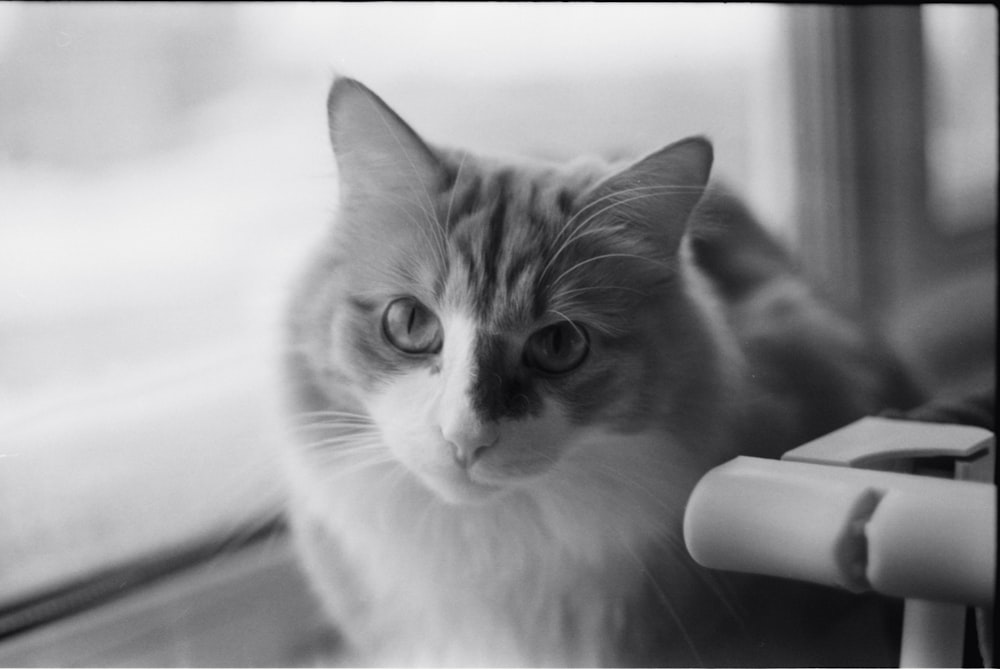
[789,5,996,322]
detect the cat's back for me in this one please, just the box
[687,185,923,457]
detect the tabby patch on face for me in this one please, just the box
[366,310,577,504]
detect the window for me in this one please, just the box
[922,4,997,235]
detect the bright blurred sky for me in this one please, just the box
[241,3,780,82]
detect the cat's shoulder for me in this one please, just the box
[687,182,797,300]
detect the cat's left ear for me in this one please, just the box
[581,136,713,255]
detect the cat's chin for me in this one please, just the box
[420,468,509,506]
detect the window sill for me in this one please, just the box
[0,535,341,667]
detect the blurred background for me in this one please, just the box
[0,3,995,666]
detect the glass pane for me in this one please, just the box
[922,4,998,233]
[0,2,793,604]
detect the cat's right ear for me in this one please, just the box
[326,77,443,215]
[580,136,713,257]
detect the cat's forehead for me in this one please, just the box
[443,161,592,235]
[438,163,594,329]
[437,148,606,223]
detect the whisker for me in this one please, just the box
[617,536,706,667]
[291,422,378,435]
[580,460,685,519]
[289,413,375,427]
[293,425,381,443]
[301,437,384,453]
[547,184,668,259]
[302,447,384,461]
[550,252,668,289]
[291,410,373,419]
[540,185,689,283]
[553,284,649,299]
[560,448,743,660]
[555,187,684,251]
[666,540,752,638]
[545,309,588,343]
[319,453,397,479]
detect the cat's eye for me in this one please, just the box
[382,297,443,354]
[523,322,589,374]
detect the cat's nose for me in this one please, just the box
[442,418,499,466]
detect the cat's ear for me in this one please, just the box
[327,77,443,217]
[581,136,713,255]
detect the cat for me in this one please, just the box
[280,77,922,667]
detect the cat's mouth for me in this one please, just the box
[422,464,506,505]
[422,450,560,506]
[383,421,566,506]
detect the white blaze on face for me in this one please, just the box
[436,313,500,463]
[366,309,501,503]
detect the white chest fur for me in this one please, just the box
[285,432,703,667]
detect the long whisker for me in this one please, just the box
[617,536,706,667]
[302,440,384,454]
[545,309,588,343]
[300,435,385,452]
[304,436,392,463]
[551,187,680,254]
[322,456,398,480]
[550,253,668,289]
[665,539,752,638]
[553,284,649,299]
[291,422,378,435]
[292,418,375,428]
[291,422,380,435]
[566,448,750,649]
[578,459,686,519]
[540,185,689,283]
[546,184,668,260]
[292,410,373,419]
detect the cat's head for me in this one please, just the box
[289,78,720,505]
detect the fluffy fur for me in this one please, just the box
[280,78,921,667]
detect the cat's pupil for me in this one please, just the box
[558,327,573,352]
[382,297,442,354]
[547,327,564,355]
